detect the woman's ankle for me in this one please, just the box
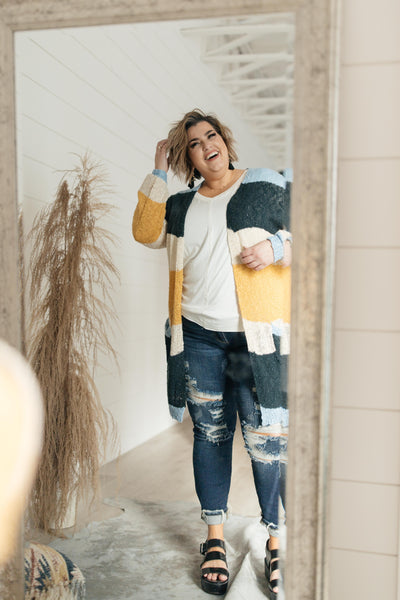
[207,523,224,541]
[268,535,279,551]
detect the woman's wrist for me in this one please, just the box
[152,169,168,183]
[154,139,169,172]
[266,235,284,263]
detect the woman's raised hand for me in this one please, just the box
[155,139,169,172]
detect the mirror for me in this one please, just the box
[0,1,340,599]
[15,13,294,598]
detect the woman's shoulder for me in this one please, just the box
[165,186,197,222]
[244,168,286,189]
[167,184,199,204]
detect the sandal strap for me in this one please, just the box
[265,550,279,572]
[201,567,229,576]
[202,551,227,563]
[265,552,280,590]
[266,549,279,568]
[200,539,226,555]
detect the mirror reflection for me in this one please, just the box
[15,13,294,599]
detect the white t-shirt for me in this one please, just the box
[181,172,246,332]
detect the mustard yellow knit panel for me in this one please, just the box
[169,269,183,326]
[232,264,291,323]
[132,191,165,243]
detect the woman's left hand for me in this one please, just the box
[240,240,274,271]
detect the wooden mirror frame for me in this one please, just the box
[0,1,341,598]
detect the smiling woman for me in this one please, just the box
[0,1,340,599]
[132,108,292,597]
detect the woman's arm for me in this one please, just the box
[241,172,292,271]
[132,140,169,248]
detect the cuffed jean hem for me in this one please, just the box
[260,517,280,538]
[201,508,228,525]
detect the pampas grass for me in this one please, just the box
[27,154,119,533]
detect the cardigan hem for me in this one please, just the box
[260,406,289,427]
[169,405,185,422]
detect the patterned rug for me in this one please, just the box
[24,542,85,599]
[49,498,286,600]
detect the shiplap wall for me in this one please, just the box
[14,20,270,460]
[329,1,400,598]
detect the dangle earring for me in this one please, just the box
[228,161,235,170]
[188,168,201,189]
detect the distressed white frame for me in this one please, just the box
[0,1,341,598]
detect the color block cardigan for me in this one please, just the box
[132,168,292,427]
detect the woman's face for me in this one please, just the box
[187,120,229,179]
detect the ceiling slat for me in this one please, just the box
[180,15,295,168]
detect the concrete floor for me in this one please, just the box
[76,416,261,530]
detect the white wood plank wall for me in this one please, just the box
[14,20,270,460]
[329,1,400,598]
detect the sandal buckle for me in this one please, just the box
[200,542,207,555]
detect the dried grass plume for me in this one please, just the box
[27,154,119,533]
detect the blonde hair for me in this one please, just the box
[167,109,238,185]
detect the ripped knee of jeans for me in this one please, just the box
[191,400,232,444]
[186,373,233,444]
[242,423,288,464]
[186,372,223,405]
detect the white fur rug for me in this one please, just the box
[49,497,285,599]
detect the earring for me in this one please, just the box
[228,162,235,170]
[188,168,201,189]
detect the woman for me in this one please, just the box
[132,109,291,598]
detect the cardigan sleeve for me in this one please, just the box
[267,170,292,264]
[132,171,169,249]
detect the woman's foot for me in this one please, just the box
[265,536,280,599]
[201,525,228,584]
[201,540,228,583]
[200,524,229,594]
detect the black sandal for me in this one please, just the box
[200,538,229,595]
[265,539,279,600]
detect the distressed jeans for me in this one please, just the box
[182,317,287,536]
